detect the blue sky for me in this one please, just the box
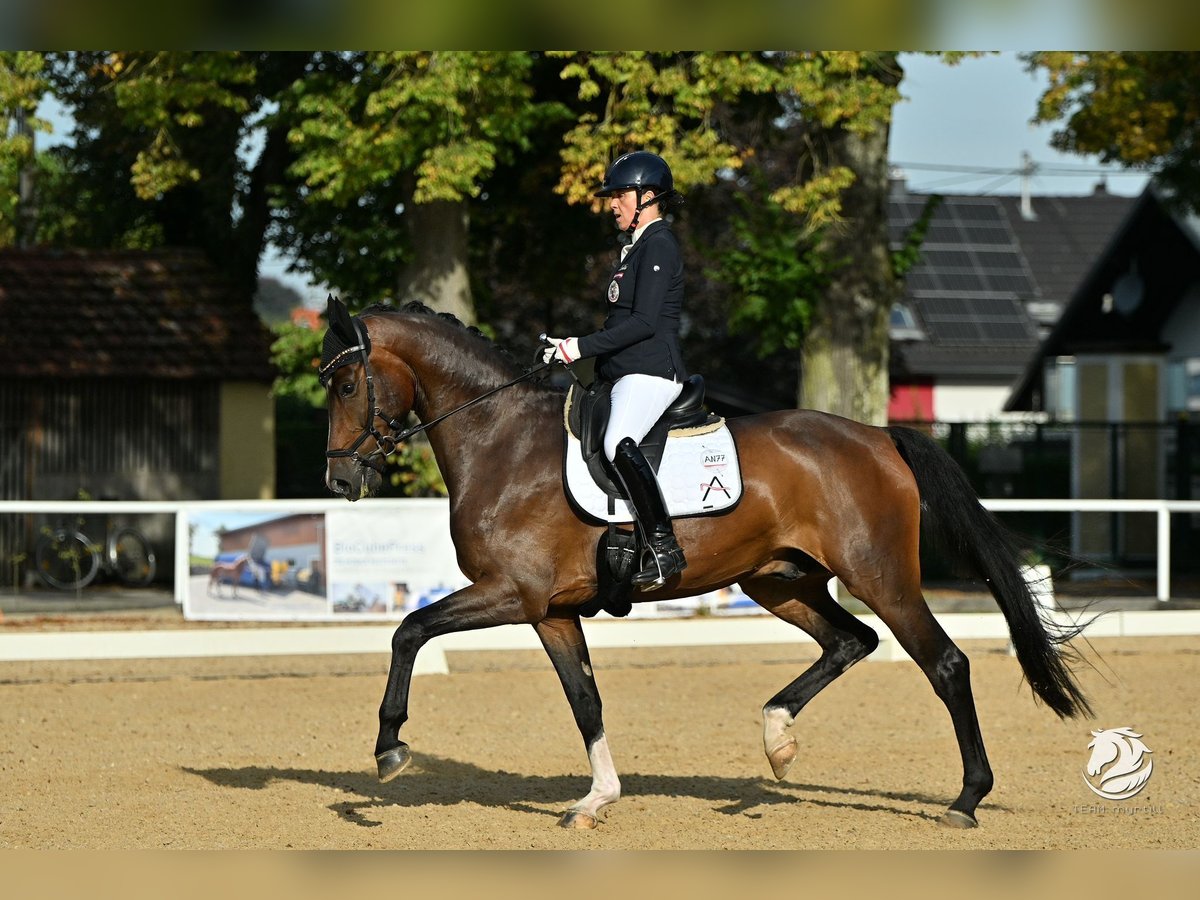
[190,511,289,558]
[890,51,1148,198]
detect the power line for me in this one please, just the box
[891,159,1147,178]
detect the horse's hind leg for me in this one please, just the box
[841,572,993,827]
[740,574,880,780]
[534,615,619,829]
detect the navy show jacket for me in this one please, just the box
[577,219,688,383]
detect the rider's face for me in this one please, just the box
[609,188,656,232]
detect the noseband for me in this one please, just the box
[320,316,550,466]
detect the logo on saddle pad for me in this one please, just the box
[564,425,742,524]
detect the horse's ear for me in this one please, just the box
[326,294,356,344]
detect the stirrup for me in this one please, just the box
[631,542,687,589]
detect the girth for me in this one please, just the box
[565,374,714,498]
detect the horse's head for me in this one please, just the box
[320,295,416,501]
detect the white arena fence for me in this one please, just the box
[4,497,1200,666]
[0,496,1198,606]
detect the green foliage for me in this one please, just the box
[21,50,912,429]
[1027,51,1200,208]
[891,193,942,279]
[0,51,49,246]
[270,321,324,407]
[713,191,829,356]
[389,441,447,498]
[554,51,901,232]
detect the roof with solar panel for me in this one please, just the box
[889,182,1134,379]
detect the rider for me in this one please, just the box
[543,150,688,589]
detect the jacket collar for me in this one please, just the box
[619,218,667,262]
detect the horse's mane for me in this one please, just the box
[361,300,537,381]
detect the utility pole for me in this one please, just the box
[14,104,36,247]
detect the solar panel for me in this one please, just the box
[890,195,1042,351]
[953,204,1004,223]
[914,294,1037,345]
[963,225,1011,245]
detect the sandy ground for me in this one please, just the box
[0,633,1197,850]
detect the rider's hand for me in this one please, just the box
[541,337,580,365]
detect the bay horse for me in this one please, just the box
[320,297,1090,830]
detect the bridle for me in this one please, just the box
[320,316,550,466]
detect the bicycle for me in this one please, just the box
[33,517,157,591]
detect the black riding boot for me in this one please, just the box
[612,437,687,589]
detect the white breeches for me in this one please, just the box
[604,373,683,461]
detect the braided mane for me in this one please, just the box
[360,300,542,382]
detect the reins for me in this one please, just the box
[322,317,551,465]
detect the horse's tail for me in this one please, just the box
[888,425,1092,719]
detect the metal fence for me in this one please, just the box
[10,413,1200,592]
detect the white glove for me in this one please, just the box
[542,336,580,365]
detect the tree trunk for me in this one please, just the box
[800,93,898,426]
[396,199,475,324]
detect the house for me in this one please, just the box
[0,247,276,503]
[214,513,326,591]
[0,247,277,584]
[1005,184,1200,560]
[888,181,1136,423]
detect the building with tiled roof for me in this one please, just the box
[887,181,1135,423]
[0,247,276,503]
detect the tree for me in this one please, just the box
[281,51,557,320]
[22,51,912,424]
[37,51,312,295]
[1027,52,1200,207]
[0,51,49,246]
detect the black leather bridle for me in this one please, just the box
[320,316,550,466]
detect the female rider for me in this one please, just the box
[543,151,688,589]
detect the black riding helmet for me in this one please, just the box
[594,151,675,199]
[595,151,679,233]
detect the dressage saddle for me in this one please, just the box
[567,374,713,499]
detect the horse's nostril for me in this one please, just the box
[331,478,352,496]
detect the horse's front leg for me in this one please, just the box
[534,615,620,829]
[375,579,530,781]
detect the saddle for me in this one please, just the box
[565,374,715,499]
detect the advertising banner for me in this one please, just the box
[183,499,468,621]
[325,503,467,617]
[181,498,770,622]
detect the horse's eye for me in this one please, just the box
[340,381,355,397]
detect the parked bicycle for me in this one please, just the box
[33,517,157,591]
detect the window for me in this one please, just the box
[1044,356,1077,420]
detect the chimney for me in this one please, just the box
[1019,151,1037,221]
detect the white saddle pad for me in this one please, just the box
[564,421,743,524]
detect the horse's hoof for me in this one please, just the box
[376,744,412,782]
[766,737,798,780]
[938,809,979,829]
[557,810,599,830]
